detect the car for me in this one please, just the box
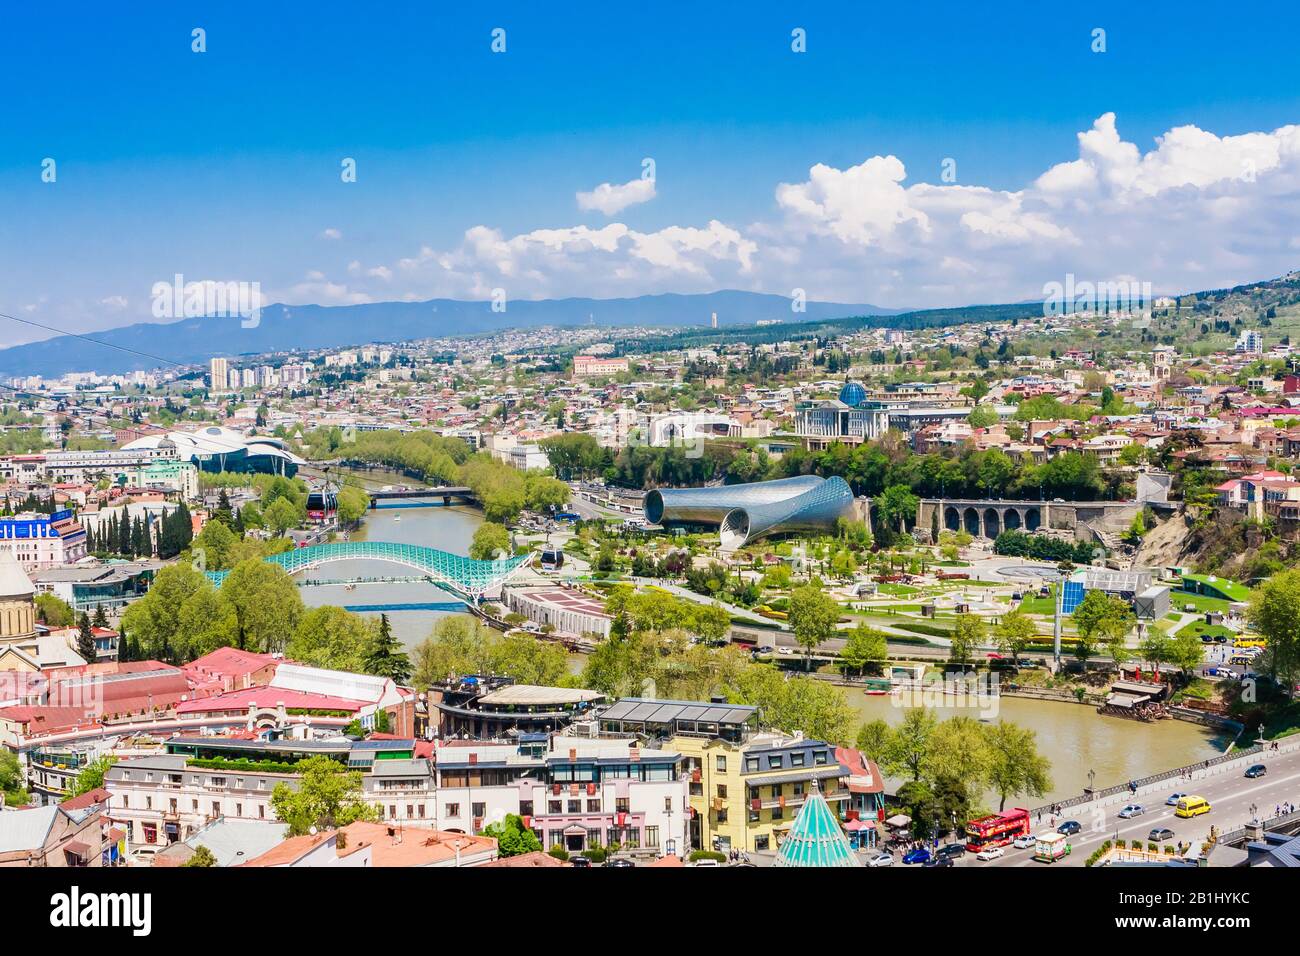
[603,858,635,868]
[1245,764,1268,778]
[1118,804,1146,819]
[1057,820,1082,836]
[690,859,720,867]
[1013,834,1037,849]
[1166,792,1187,806]
[866,851,893,868]
[923,855,954,867]
[569,856,593,867]
[976,846,1005,861]
[902,848,932,865]
[1149,828,1175,842]
[936,843,966,859]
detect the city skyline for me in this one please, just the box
[4,1,1300,349]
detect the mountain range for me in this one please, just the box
[0,291,899,378]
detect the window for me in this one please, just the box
[472,802,486,819]
[445,803,461,818]
[665,796,674,812]
[211,802,220,817]
[645,826,659,849]
[716,785,727,799]
[755,835,770,851]
[772,807,783,821]
[717,809,728,824]
[715,755,727,772]
[791,752,806,767]
[142,823,157,844]
[567,800,581,814]
[418,805,426,819]
[258,805,265,819]
[814,751,828,765]
[616,797,630,814]
[520,801,534,817]
[191,800,198,811]
[793,783,803,797]
[407,805,414,819]
[586,799,600,812]
[768,755,782,770]
[145,796,152,810]
[745,758,759,773]
[548,800,562,814]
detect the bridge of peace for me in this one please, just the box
[916,497,1142,540]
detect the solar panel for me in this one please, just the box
[1061,580,1085,614]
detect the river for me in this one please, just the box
[300,482,1226,804]
[297,480,484,649]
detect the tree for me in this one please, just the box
[92,604,109,629]
[788,584,840,670]
[873,484,919,534]
[1071,591,1134,666]
[993,611,1036,664]
[469,522,511,561]
[263,496,301,536]
[410,616,497,690]
[182,845,218,867]
[0,749,29,806]
[190,518,239,572]
[270,756,379,836]
[883,708,938,781]
[480,813,543,857]
[220,559,304,653]
[839,623,887,676]
[855,718,893,763]
[948,613,985,665]
[1139,632,1172,673]
[122,563,213,660]
[1249,569,1300,687]
[288,606,374,673]
[687,602,733,645]
[335,485,370,526]
[69,755,117,798]
[34,592,75,627]
[925,716,992,793]
[983,721,1052,810]
[364,613,412,683]
[1167,631,1208,677]
[75,612,97,663]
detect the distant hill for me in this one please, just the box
[0,291,899,378]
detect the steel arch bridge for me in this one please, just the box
[205,541,531,601]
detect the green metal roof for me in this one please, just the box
[773,790,859,868]
[205,540,530,600]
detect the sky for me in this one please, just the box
[3,0,1300,347]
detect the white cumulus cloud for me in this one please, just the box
[576,176,657,216]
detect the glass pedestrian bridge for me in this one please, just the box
[205,541,531,601]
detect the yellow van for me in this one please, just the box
[1234,639,1266,649]
[1175,796,1211,819]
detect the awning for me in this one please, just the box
[562,824,587,836]
[63,840,91,860]
[885,814,912,827]
[844,819,875,831]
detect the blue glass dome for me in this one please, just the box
[838,380,867,407]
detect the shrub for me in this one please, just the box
[548,845,569,862]
[689,849,726,863]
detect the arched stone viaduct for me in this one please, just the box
[915,498,1142,541]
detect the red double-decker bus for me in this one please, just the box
[965,808,1030,852]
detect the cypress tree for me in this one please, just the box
[76,612,97,663]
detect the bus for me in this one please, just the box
[965,808,1030,853]
[1033,832,1071,863]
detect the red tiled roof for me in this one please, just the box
[62,787,110,811]
[174,686,368,715]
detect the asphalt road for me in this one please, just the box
[942,745,1300,868]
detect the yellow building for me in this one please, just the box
[596,697,851,854]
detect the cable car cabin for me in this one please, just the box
[539,548,565,571]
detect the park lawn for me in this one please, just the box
[1019,595,1055,615]
[1171,591,1234,614]
[876,583,921,596]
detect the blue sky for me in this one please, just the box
[3,1,1300,345]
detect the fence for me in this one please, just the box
[1030,737,1300,817]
